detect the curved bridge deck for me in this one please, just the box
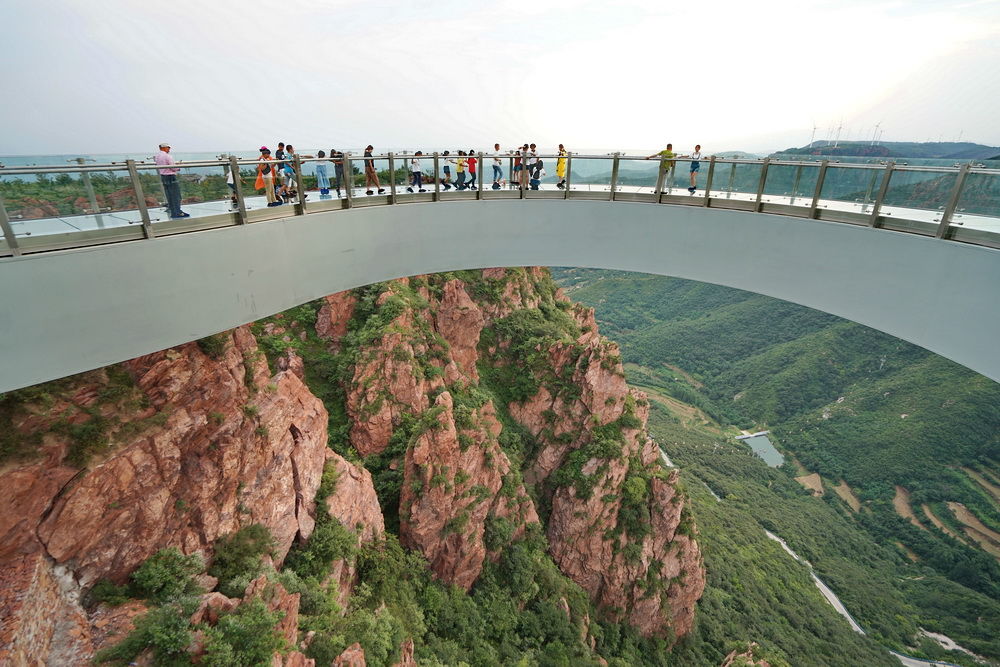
[1,154,999,392]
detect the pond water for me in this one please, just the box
[741,433,785,467]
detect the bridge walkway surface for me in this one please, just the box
[1,154,998,392]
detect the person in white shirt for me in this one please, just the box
[492,143,504,188]
[407,151,426,193]
[687,144,703,193]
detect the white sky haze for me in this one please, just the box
[2,0,998,155]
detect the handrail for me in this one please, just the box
[1,151,998,257]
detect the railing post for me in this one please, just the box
[937,163,971,239]
[0,191,20,256]
[293,155,307,214]
[609,153,621,201]
[433,152,440,201]
[388,153,397,204]
[702,156,716,208]
[789,164,803,206]
[868,162,895,228]
[653,156,666,200]
[726,162,736,199]
[229,156,248,225]
[860,167,879,215]
[74,157,105,228]
[477,152,484,200]
[126,159,155,239]
[343,153,353,209]
[754,158,770,212]
[564,153,572,200]
[809,160,829,219]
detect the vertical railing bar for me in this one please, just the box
[789,164,803,206]
[867,162,895,228]
[343,153,354,209]
[860,167,879,214]
[726,162,736,199]
[75,157,105,228]
[293,154,307,214]
[433,152,440,202]
[0,192,20,256]
[754,158,770,212]
[809,160,829,219]
[229,156,248,225]
[126,159,155,239]
[653,155,666,200]
[609,153,621,201]
[564,153,572,200]
[477,152,484,200]
[388,153,397,205]
[702,156,716,208]
[937,163,971,239]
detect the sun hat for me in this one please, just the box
[260,146,269,152]
[159,142,170,148]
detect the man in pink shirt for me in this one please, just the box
[154,142,188,218]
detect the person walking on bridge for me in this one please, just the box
[330,149,346,197]
[408,151,427,193]
[467,150,478,190]
[155,142,188,218]
[492,144,504,189]
[256,146,279,207]
[364,145,385,196]
[686,144,703,193]
[556,144,568,189]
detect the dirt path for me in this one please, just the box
[947,502,1000,560]
[795,473,824,496]
[962,466,1000,506]
[921,504,968,545]
[636,383,717,431]
[893,486,925,530]
[895,541,920,562]
[832,480,861,512]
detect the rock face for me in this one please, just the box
[321,268,703,637]
[0,326,330,663]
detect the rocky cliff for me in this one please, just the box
[318,268,704,639]
[0,266,704,664]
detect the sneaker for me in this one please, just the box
[366,190,374,195]
[378,188,386,194]
[688,186,696,193]
[418,188,426,193]
[406,187,414,193]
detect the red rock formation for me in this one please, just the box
[334,642,367,666]
[316,292,358,346]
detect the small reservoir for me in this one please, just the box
[736,431,785,468]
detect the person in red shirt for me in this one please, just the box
[466,150,478,190]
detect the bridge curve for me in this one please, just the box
[1,198,999,392]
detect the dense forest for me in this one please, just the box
[554,267,1000,664]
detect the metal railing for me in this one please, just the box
[1,152,998,258]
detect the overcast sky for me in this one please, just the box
[2,0,998,155]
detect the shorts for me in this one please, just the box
[690,161,700,173]
[444,166,451,175]
[513,164,522,172]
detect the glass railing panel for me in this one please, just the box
[880,168,957,224]
[615,157,659,194]
[568,157,613,193]
[134,163,238,222]
[300,156,347,206]
[350,156,391,197]
[704,161,763,201]
[0,166,139,238]
[952,171,1000,232]
[761,163,820,207]
[816,165,885,215]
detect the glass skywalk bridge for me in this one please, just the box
[2,153,999,256]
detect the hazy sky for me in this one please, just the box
[2,0,998,155]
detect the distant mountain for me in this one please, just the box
[778,141,1000,160]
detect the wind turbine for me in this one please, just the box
[870,121,881,146]
[810,121,818,148]
[834,120,843,148]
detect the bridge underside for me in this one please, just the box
[1,199,998,392]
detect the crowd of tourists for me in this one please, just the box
[153,140,704,217]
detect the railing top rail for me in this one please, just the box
[3,153,998,176]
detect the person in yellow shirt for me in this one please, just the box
[556,144,568,189]
[646,143,676,177]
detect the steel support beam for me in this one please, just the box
[809,160,829,219]
[937,163,971,238]
[868,162,895,228]
[229,156,248,224]
[126,159,155,238]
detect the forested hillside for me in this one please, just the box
[554,267,1000,664]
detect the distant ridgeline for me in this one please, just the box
[777,141,1000,161]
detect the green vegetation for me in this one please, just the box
[131,548,204,603]
[555,267,1000,663]
[209,524,276,598]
